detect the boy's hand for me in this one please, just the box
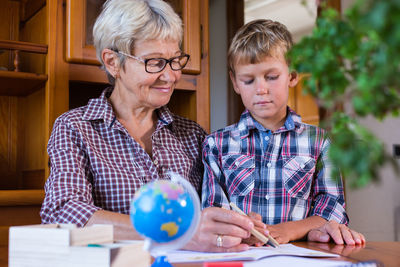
[264,222,294,244]
[307,220,366,245]
[241,212,268,247]
[312,241,365,256]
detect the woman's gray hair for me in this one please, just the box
[93,0,183,84]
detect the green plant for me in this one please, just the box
[290,0,400,187]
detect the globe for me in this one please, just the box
[130,172,200,266]
[130,180,194,243]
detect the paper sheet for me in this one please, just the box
[166,244,340,263]
[244,256,351,267]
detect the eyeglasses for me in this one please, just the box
[117,51,190,73]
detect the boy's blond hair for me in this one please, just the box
[228,19,293,75]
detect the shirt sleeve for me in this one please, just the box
[40,117,101,226]
[310,136,349,224]
[201,134,230,210]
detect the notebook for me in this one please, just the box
[166,243,340,263]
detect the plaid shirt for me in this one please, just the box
[202,109,348,225]
[41,88,206,226]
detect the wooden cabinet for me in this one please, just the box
[0,0,209,245]
[168,0,202,74]
[0,0,48,246]
[288,74,319,126]
[65,0,101,65]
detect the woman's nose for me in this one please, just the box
[160,64,179,82]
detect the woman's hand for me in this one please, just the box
[183,207,254,252]
[241,212,269,247]
[307,220,366,245]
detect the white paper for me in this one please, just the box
[244,256,352,267]
[166,244,340,263]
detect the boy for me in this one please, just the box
[201,19,365,246]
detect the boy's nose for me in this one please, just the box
[255,81,269,94]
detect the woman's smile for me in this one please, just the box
[151,85,172,93]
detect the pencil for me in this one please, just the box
[229,202,279,248]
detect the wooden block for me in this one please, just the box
[72,241,150,267]
[8,224,151,267]
[9,224,113,249]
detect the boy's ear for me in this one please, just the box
[102,48,120,78]
[289,71,299,87]
[229,71,241,95]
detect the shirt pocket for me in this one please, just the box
[282,156,316,199]
[222,154,255,196]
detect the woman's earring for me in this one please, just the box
[115,71,120,79]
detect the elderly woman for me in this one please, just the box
[40,0,255,252]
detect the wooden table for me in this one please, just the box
[1,241,399,267]
[295,241,400,266]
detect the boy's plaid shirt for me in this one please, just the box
[201,108,349,225]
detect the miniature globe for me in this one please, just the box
[130,172,200,257]
[131,180,194,242]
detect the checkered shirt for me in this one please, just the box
[201,109,349,225]
[41,87,206,226]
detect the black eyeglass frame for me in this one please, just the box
[117,51,190,73]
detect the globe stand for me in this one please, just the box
[143,240,172,267]
[130,172,201,267]
[151,255,173,267]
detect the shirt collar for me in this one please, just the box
[82,87,175,129]
[274,108,296,133]
[82,87,115,127]
[155,106,175,131]
[237,107,304,138]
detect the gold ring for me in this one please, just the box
[216,234,223,247]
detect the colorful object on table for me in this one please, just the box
[130,172,200,267]
[203,262,243,267]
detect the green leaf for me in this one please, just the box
[291,0,400,188]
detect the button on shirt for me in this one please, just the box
[41,88,207,226]
[201,109,348,225]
